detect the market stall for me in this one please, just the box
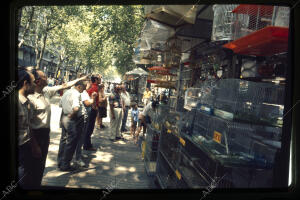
[135,4,290,188]
[124,67,148,107]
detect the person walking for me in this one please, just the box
[96,84,107,129]
[120,84,131,132]
[57,81,85,171]
[17,69,38,189]
[83,76,99,151]
[108,85,123,141]
[130,102,139,143]
[142,87,152,106]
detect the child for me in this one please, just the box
[130,102,139,144]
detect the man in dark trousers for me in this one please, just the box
[83,75,99,151]
[57,81,85,171]
[17,69,37,189]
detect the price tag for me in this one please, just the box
[167,129,172,134]
[175,116,180,121]
[179,137,186,146]
[175,170,182,180]
[213,131,222,144]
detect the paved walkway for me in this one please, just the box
[42,94,156,189]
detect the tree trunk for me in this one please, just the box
[37,32,48,69]
[18,7,35,48]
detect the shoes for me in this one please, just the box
[115,137,124,140]
[121,128,128,132]
[84,147,97,151]
[75,160,86,167]
[59,166,77,172]
[82,154,88,159]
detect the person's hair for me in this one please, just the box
[75,80,85,87]
[151,100,158,109]
[99,84,104,89]
[91,76,98,83]
[17,69,31,90]
[25,66,41,81]
[131,102,137,108]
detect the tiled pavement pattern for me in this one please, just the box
[42,94,156,189]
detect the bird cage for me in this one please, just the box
[164,37,182,68]
[211,4,247,41]
[232,5,290,40]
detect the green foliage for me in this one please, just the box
[19,5,145,76]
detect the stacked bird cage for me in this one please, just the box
[211,4,249,41]
[144,125,160,176]
[164,36,182,68]
[232,5,290,40]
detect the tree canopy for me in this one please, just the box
[19,5,145,76]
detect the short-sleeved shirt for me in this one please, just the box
[27,86,61,129]
[109,91,122,108]
[143,91,152,99]
[121,91,131,106]
[81,90,90,119]
[60,88,83,117]
[18,93,32,146]
[87,83,99,105]
[131,108,139,122]
[142,102,154,117]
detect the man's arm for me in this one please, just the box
[69,92,80,119]
[44,75,88,98]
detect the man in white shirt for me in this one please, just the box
[26,67,87,185]
[136,101,158,138]
[57,81,85,171]
[74,79,97,167]
[120,84,131,132]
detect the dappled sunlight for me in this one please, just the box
[93,151,113,162]
[43,169,69,178]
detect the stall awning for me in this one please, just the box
[125,68,148,76]
[144,5,199,27]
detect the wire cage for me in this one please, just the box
[156,151,189,189]
[211,4,248,41]
[144,125,160,176]
[212,4,290,52]
[232,5,290,40]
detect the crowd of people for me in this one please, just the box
[17,66,158,189]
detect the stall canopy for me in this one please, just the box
[125,68,148,76]
[144,5,200,27]
[140,19,175,52]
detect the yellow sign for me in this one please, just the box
[213,131,222,144]
[167,129,172,134]
[175,170,182,180]
[179,137,185,146]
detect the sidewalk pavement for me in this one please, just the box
[42,94,156,189]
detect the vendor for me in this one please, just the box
[142,87,152,106]
[135,100,158,144]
